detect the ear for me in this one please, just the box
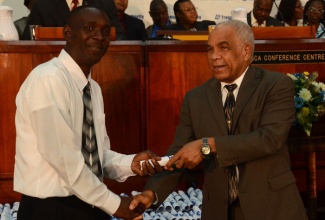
[63,25,71,41]
[243,44,252,62]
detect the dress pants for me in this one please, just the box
[228,199,245,220]
[17,194,112,220]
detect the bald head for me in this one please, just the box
[150,0,167,11]
[67,6,109,27]
[149,0,169,27]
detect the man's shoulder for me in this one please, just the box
[250,66,290,83]
[267,17,284,26]
[186,78,215,95]
[31,58,65,76]
[125,14,144,24]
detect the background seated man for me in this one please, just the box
[247,0,284,26]
[21,0,126,40]
[14,0,35,40]
[114,0,147,40]
[163,0,215,31]
[146,0,173,38]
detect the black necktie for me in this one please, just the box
[82,82,103,180]
[224,84,237,134]
[224,84,239,204]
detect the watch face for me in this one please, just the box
[201,145,211,155]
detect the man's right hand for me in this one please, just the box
[129,190,156,212]
[113,196,146,219]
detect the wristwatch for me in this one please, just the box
[201,137,211,158]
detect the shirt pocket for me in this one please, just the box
[95,113,106,146]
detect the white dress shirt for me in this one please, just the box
[14,49,136,215]
[221,67,247,104]
[251,12,265,27]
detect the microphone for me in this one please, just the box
[272,0,285,24]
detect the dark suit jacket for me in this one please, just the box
[22,0,125,40]
[123,13,146,41]
[163,20,216,31]
[247,11,284,27]
[144,66,307,220]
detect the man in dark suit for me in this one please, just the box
[21,0,126,40]
[130,20,307,220]
[163,0,215,31]
[114,0,147,40]
[247,0,284,26]
[146,0,173,38]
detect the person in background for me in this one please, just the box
[247,0,284,26]
[14,0,35,39]
[276,0,304,26]
[303,0,325,38]
[15,6,162,220]
[21,0,126,40]
[163,0,215,31]
[146,0,173,38]
[130,20,308,220]
[114,0,147,40]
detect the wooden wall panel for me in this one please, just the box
[146,51,212,156]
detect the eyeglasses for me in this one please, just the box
[180,7,197,12]
[309,7,324,13]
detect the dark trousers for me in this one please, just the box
[228,199,245,220]
[17,194,112,220]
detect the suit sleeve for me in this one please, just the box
[144,94,195,206]
[105,0,126,40]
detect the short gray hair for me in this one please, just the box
[215,20,255,62]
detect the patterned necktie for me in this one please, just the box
[82,82,103,180]
[224,84,239,204]
[71,0,79,11]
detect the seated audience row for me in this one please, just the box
[13,0,325,40]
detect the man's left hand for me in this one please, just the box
[132,150,163,176]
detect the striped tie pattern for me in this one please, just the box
[224,84,239,204]
[82,82,103,180]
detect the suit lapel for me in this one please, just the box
[232,66,260,132]
[246,12,252,26]
[206,79,228,135]
[55,0,70,23]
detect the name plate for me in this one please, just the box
[252,51,325,64]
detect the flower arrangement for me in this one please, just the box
[287,71,325,136]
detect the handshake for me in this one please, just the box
[114,138,206,219]
[113,152,175,219]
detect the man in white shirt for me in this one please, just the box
[15,6,160,220]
